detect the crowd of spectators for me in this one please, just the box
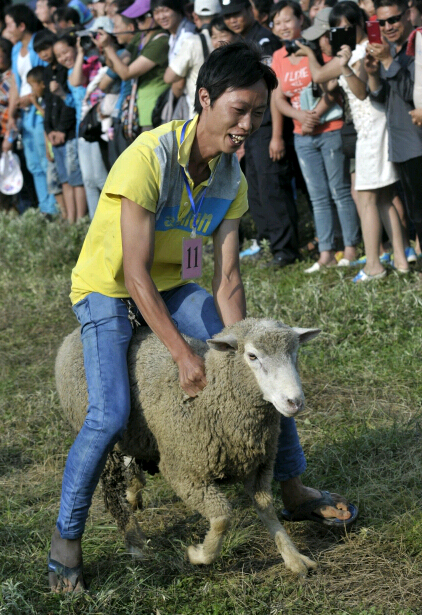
[1,0,422,282]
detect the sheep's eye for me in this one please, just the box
[247,353,257,361]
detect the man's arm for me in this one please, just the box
[121,197,207,397]
[212,217,246,326]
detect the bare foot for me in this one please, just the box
[48,528,85,593]
[279,477,352,521]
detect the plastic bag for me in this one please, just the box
[0,151,23,195]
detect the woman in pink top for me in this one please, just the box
[272,1,360,271]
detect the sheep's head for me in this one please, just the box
[207,319,320,418]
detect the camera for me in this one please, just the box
[282,38,318,56]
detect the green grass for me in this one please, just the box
[1,209,422,614]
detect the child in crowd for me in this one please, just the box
[209,15,239,48]
[33,29,68,220]
[3,4,58,218]
[54,7,81,30]
[54,32,107,219]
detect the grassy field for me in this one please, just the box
[1,209,422,615]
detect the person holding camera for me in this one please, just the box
[365,0,422,259]
[272,1,360,272]
[294,1,409,281]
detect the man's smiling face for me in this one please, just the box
[198,80,268,155]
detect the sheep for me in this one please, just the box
[55,317,320,576]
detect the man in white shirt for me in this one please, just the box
[163,0,219,115]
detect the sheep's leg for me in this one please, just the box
[244,467,317,576]
[101,451,147,557]
[161,464,231,565]
[124,457,146,511]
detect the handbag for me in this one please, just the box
[299,83,343,124]
[340,121,357,159]
[78,102,102,142]
[121,78,141,142]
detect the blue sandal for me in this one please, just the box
[48,551,85,591]
[281,490,359,527]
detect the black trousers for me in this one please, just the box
[244,124,300,261]
[397,155,422,246]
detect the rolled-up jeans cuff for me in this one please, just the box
[273,457,307,482]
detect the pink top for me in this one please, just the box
[272,46,343,135]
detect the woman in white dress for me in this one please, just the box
[296,1,409,280]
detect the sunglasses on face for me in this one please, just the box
[378,11,405,26]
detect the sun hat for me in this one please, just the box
[302,7,332,40]
[121,0,151,18]
[194,0,222,15]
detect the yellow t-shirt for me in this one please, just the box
[70,116,248,305]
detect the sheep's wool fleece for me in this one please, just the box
[55,319,295,487]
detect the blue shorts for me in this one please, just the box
[53,138,83,187]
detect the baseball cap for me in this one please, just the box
[302,7,332,40]
[88,16,114,32]
[194,0,221,16]
[121,0,151,17]
[219,0,251,16]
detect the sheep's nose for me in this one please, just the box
[287,398,304,413]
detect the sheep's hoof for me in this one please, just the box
[187,544,216,565]
[126,544,145,559]
[284,552,317,577]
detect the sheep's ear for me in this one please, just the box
[293,327,321,344]
[206,334,238,352]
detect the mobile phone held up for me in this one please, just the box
[366,20,383,45]
[329,25,356,56]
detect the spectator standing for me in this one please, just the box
[272,3,360,271]
[221,0,302,269]
[35,0,64,33]
[3,4,58,217]
[97,0,169,133]
[152,0,195,104]
[54,32,104,218]
[87,0,107,18]
[366,0,422,252]
[209,14,240,46]
[163,0,217,116]
[297,1,409,280]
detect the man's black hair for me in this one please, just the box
[5,4,44,34]
[374,0,409,11]
[0,37,13,63]
[269,0,303,23]
[54,6,81,24]
[251,0,273,18]
[27,65,45,82]
[194,40,278,115]
[33,29,58,52]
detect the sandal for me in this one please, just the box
[47,551,85,592]
[281,490,359,527]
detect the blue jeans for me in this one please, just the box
[294,130,360,252]
[22,111,58,215]
[77,138,108,219]
[57,285,306,538]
